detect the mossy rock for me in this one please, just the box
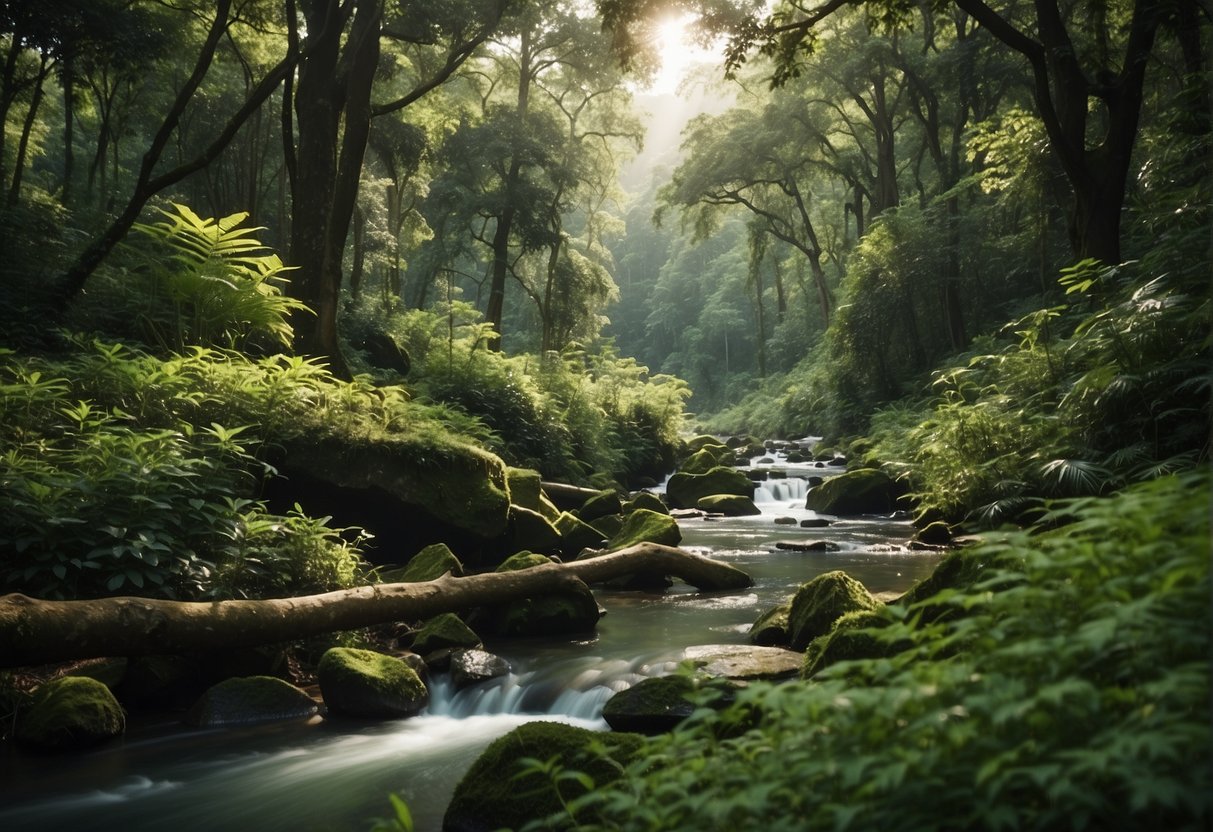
[482,553,601,637]
[444,721,644,832]
[787,570,878,651]
[509,505,562,555]
[412,613,481,654]
[749,602,792,646]
[506,467,544,512]
[804,468,907,515]
[602,675,698,734]
[894,548,1011,624]
[666,466,756,509]
[399,542,464,582]
[684,434,728,454]
[276,434,511,541]
[185,676,318,728]
[681,446,732,475]
[16,676,125,751]
[696,494,761,516]
[590,513,625,540]
[607,508,682,551]
[537,490,562,522]
[554,511,607,559]
[623,491,668,515]
[802,609,906,679]
[317,648,428,719]
[914,520,953,545]
[579,489,623,522]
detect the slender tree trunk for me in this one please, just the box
[350,205,366,299]
[0,544,752,668]
[62,58,76,205]
[7,57,49,207]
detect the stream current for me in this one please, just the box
[1,463,942,832]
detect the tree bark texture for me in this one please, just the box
[0,544,752,668]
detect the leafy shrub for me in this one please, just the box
[541,472,1211,831]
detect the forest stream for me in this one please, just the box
[0,467,943,832]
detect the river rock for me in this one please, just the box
[318,647,428,719]
[506,467,544,512]
[804,468,907,515]
[444,721,644,832]
[682,644,802,680]
[607,508,682,550]
[554,511,607,559]
[666,466,756,509]
[579,489,623,522]
[775,540,840,552]
[590,513,625,540]
[747,470,769,481]
[412,613,481,654]
[685,434,728,454]
[449,648,511,689]
[16,676,125,751]
[478,552,601,636]
[749,603,792,646]
[185,676,318,728]
[802,609,904,680]
[508,505,562,555]
[696,494,761,516]
[774,516,798,525]
[787,571,879,650]
[623,491,668,515]
[800,517,831,528]
[914,520,953,545]
[398,542,465,582]
[601,675,698,734]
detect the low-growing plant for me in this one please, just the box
[537,472,1211,831]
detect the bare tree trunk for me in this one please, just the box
[0,544,751,668]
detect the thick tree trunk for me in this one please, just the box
[0,544,751,668]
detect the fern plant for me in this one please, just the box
[126,203,310,351]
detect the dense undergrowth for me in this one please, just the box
[519,471,1212,831]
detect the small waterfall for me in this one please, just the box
[425,657,653,721]
[753,477,810,506]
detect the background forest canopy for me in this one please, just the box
[0,0,1207,487]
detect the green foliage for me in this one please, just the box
[369,793,415,832]
[550,472,1212,831]
[86,204,310,352]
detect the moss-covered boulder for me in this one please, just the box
[696,494,761,516]
[602,675,698,734]
[273,434,511,546]
[579,490,623,522]
[16,677,125,751]
[506,466,544,512]
[317,648,428,719]
[479,553,601,637]
[802,610,902,679]
[398,542,464,582]
[554,511,607,559]
[749,602,792,646]
[681,445,733,475]
[914,520,953,545]
[509,505,563,555]
[666,466,755,509]
[444,721,644,832]
[685,434,728,454]
[623,491,668,515]
[804,468,907,515]
[590,513,624,540]
[185,676,318,728]
[412,613,481,655]
[787,570,879,650]
[606,508,682,551]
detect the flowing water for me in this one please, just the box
[0,460,941,832]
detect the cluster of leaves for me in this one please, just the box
[868,258,1209,524]
[0,333,510,601]
[522,472,1211,831]
[345,298,690,486]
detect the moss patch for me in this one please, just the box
[788,570,878,650]
[666,466,755,509]
[624,491,668,515]
[802,610,896,679]
[579,490,623,521]
[16,676,125,751]
[750,602,792,646]
[506,466,544,511]
[602,676,699,734]
[444,721,644,832]
[607,508,682,550]
[412,613,481,654]
[317,647,427,719]
[554,511,607,558]
[399,542,464,582]
[804,468,906,515]
[509,505,563,555]
[696,494,761,516]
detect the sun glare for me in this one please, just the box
[647,13,710,96]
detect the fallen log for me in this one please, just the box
[0,543,750,668]
[540,480,602,511]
